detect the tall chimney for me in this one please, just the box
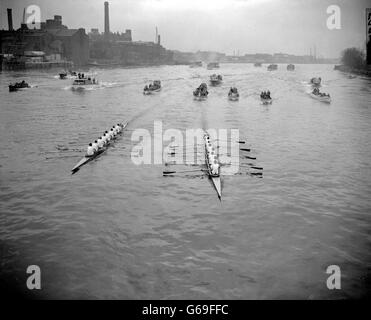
[157,34,161,46]
[7,8,13,31]
[104,1,110,38]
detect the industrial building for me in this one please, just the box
[88,1,174,66]
[0,9,89,69]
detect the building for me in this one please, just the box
[88,1,173,66]
[0,10,89,67]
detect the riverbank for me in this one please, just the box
[334,64,371,77]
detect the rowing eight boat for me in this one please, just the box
[204,134,222,199]
[71,122,128,174]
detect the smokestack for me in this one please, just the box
[157,34,161,46]
[7,8,13,31]
[104,1,110,38]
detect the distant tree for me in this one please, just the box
[341,47,365,69]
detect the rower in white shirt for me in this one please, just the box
[86,143,95,156]
[104,131,111,143]
[97,137,104,149]
[109,128,115,138]
[92,140,99,152]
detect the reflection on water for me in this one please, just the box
[0,64,370,299]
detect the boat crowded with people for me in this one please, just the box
[143,80,162,94]
[260,90,272,104]
[209,74,222,85]
[72,73,98,90]
[267,64,278,71]
[310,77,321,86]
[254,62,262,67]
[8,80,31,92]
[309,87,331,103]
[59,71,68,79]
[228,87,239,101]
[193,83,208,100]
[71,122,128,174]
[287,64,295,71]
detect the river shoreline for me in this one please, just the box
[334,64,371,77]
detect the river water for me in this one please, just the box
[0,64,370,299]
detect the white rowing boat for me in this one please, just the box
[71,122,128,174]
[204,134,222,199]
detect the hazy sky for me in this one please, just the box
[0,0,369,57]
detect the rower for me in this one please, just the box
[104,130,111,142]
[86,143,95,157]
[97,137,104,149]
[92,140,99,152]
[110,128,115,138]
[102,133,109,145]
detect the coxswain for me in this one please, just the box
[86,143,95,156]
[211,161,219,175]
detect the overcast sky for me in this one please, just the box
[0,0,369,57]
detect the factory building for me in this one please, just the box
[0,10,89,68]
[88,1,173,66]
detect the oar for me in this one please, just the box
[163,169,204,175]
[249,172,263,176]
[215,139,246,144]
[240,148,250,152]
[250,166,263,170]
[244,156,256,160]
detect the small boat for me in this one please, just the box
[309,92,331,103]
[189,61,202,68]
[254,62,262,67]
[8,81,30,92]
[310,77,321,86]
[228,87,239,101]
[72,77,98,90]
[267,64,278,71]
[143,80,161,94]
[59,72,68,79]
[204,133,221,199]
[193,83,208,100]
[71,122,128,174]
[207,62,220,70]
[287,64,295,71]
[209,74,222,85]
